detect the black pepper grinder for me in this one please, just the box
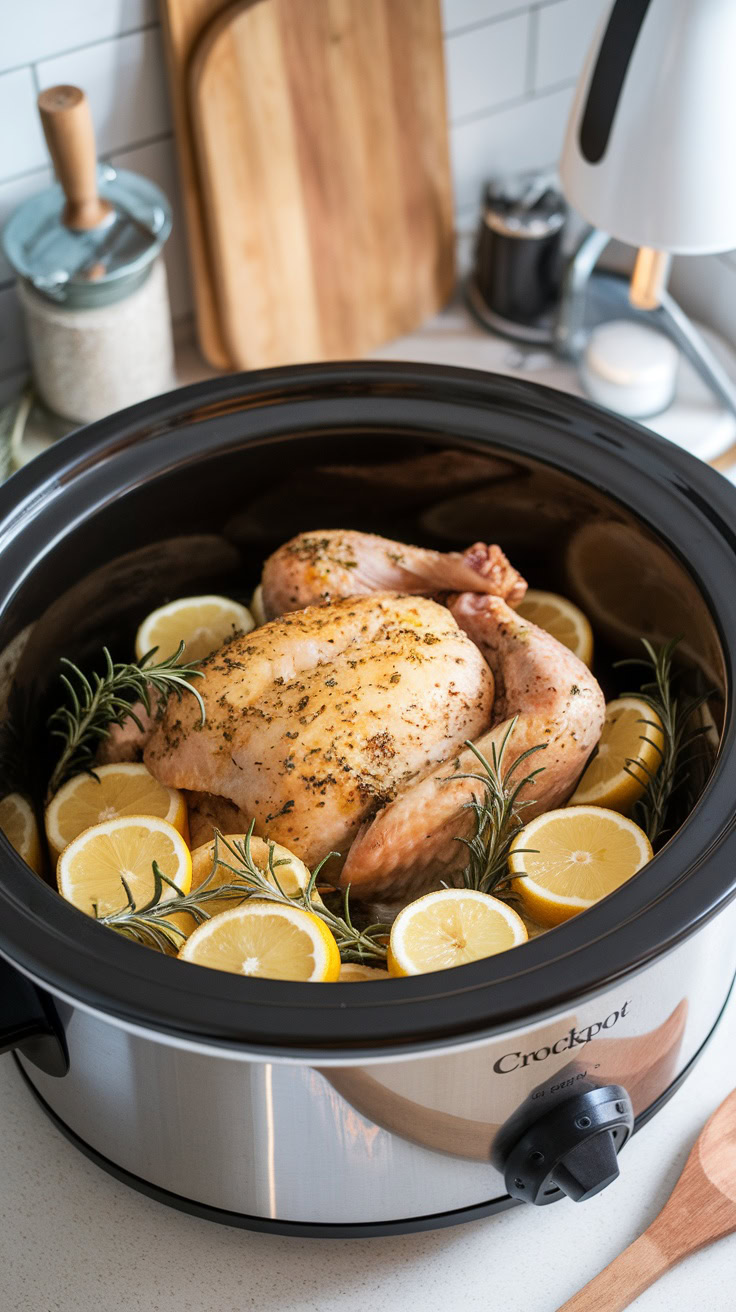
[468,173,567,343]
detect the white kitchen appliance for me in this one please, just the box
[557,0,736,419]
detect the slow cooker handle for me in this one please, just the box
[0,955,68,1077]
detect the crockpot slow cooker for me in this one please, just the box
[1,363,734,1236]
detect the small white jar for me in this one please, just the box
[18,256,174,423]
[581,320,679,419]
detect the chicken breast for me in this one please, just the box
[145,594,494,871]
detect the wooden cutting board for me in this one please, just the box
[159,0,232,368]
[189,0,455,370]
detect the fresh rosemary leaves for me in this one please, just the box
[96,824,390,964]
[47,643,205,797]
[449,639,710,889]
[452,719,546,898]
[619,637,711,846]
[215,831,390,964]
[96,859,220,954]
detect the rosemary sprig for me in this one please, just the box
[451,720,547,897]
[96,824,390,964]
[213,829,390,964]
[618,637,711,846]
[47,643,206,797]
[95,859,225,953]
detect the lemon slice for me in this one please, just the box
[515,589,594,666]
[169,832,318,938]
[250,584,267,627]
[565,520,722,687]
[57,815,192,918]
[178,902,341,981]
[46,762,188,863]
[387,888,528,977]
[570,697,664,812]
[134,595,254,663]
[338,962,390,981]
[509,805,653,927]
[0,792,43,875]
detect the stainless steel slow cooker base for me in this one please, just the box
[14,966,736,1236]
[14,899,736,1230]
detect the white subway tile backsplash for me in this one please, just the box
[0,168,53,283]
[441,0,530,34]
[534,0,611,92]
[109,137,193,321]
[0,0,156,74]
[36,28,170,157]
[1,0,731,380]
[0,68,49,182]
[450,83,574,212]
[445,11,528,122]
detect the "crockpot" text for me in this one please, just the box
[493,1001,631,1074]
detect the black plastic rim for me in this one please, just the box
[0,362,734,1053]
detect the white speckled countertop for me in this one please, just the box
[2,301,736,1311]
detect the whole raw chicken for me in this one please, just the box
[143,531,604,897]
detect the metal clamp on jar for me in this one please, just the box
[2,85,174,425]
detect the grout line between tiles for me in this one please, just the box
[444,7,534,40]
[100,130,175,164]
[526,6,540,94]
[443,0,575,39]
[450,76,576,129]
[0,162,51,188]
[0,130,175,191]
[0,21,160,80]
[530,73,579,98]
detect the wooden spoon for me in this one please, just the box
[558,1088,736,1311]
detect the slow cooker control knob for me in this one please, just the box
[501,1084,634,1206]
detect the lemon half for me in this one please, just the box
[135,595,254,663]
[168,832,317,939]
[0,792,43,875]
[338,962,390,981]
[46,762,187,863]
[250,584,267,627]
[178,902,340,981]
[509,805,653,927]
[515,589,594,666]
[388,888,527,976]
[57,814,192,919]
[570,696,664,813]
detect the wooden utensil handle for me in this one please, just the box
[37,85,112,230]
[557,1231,672,1311]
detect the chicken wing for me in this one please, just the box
[260,531,526,619]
